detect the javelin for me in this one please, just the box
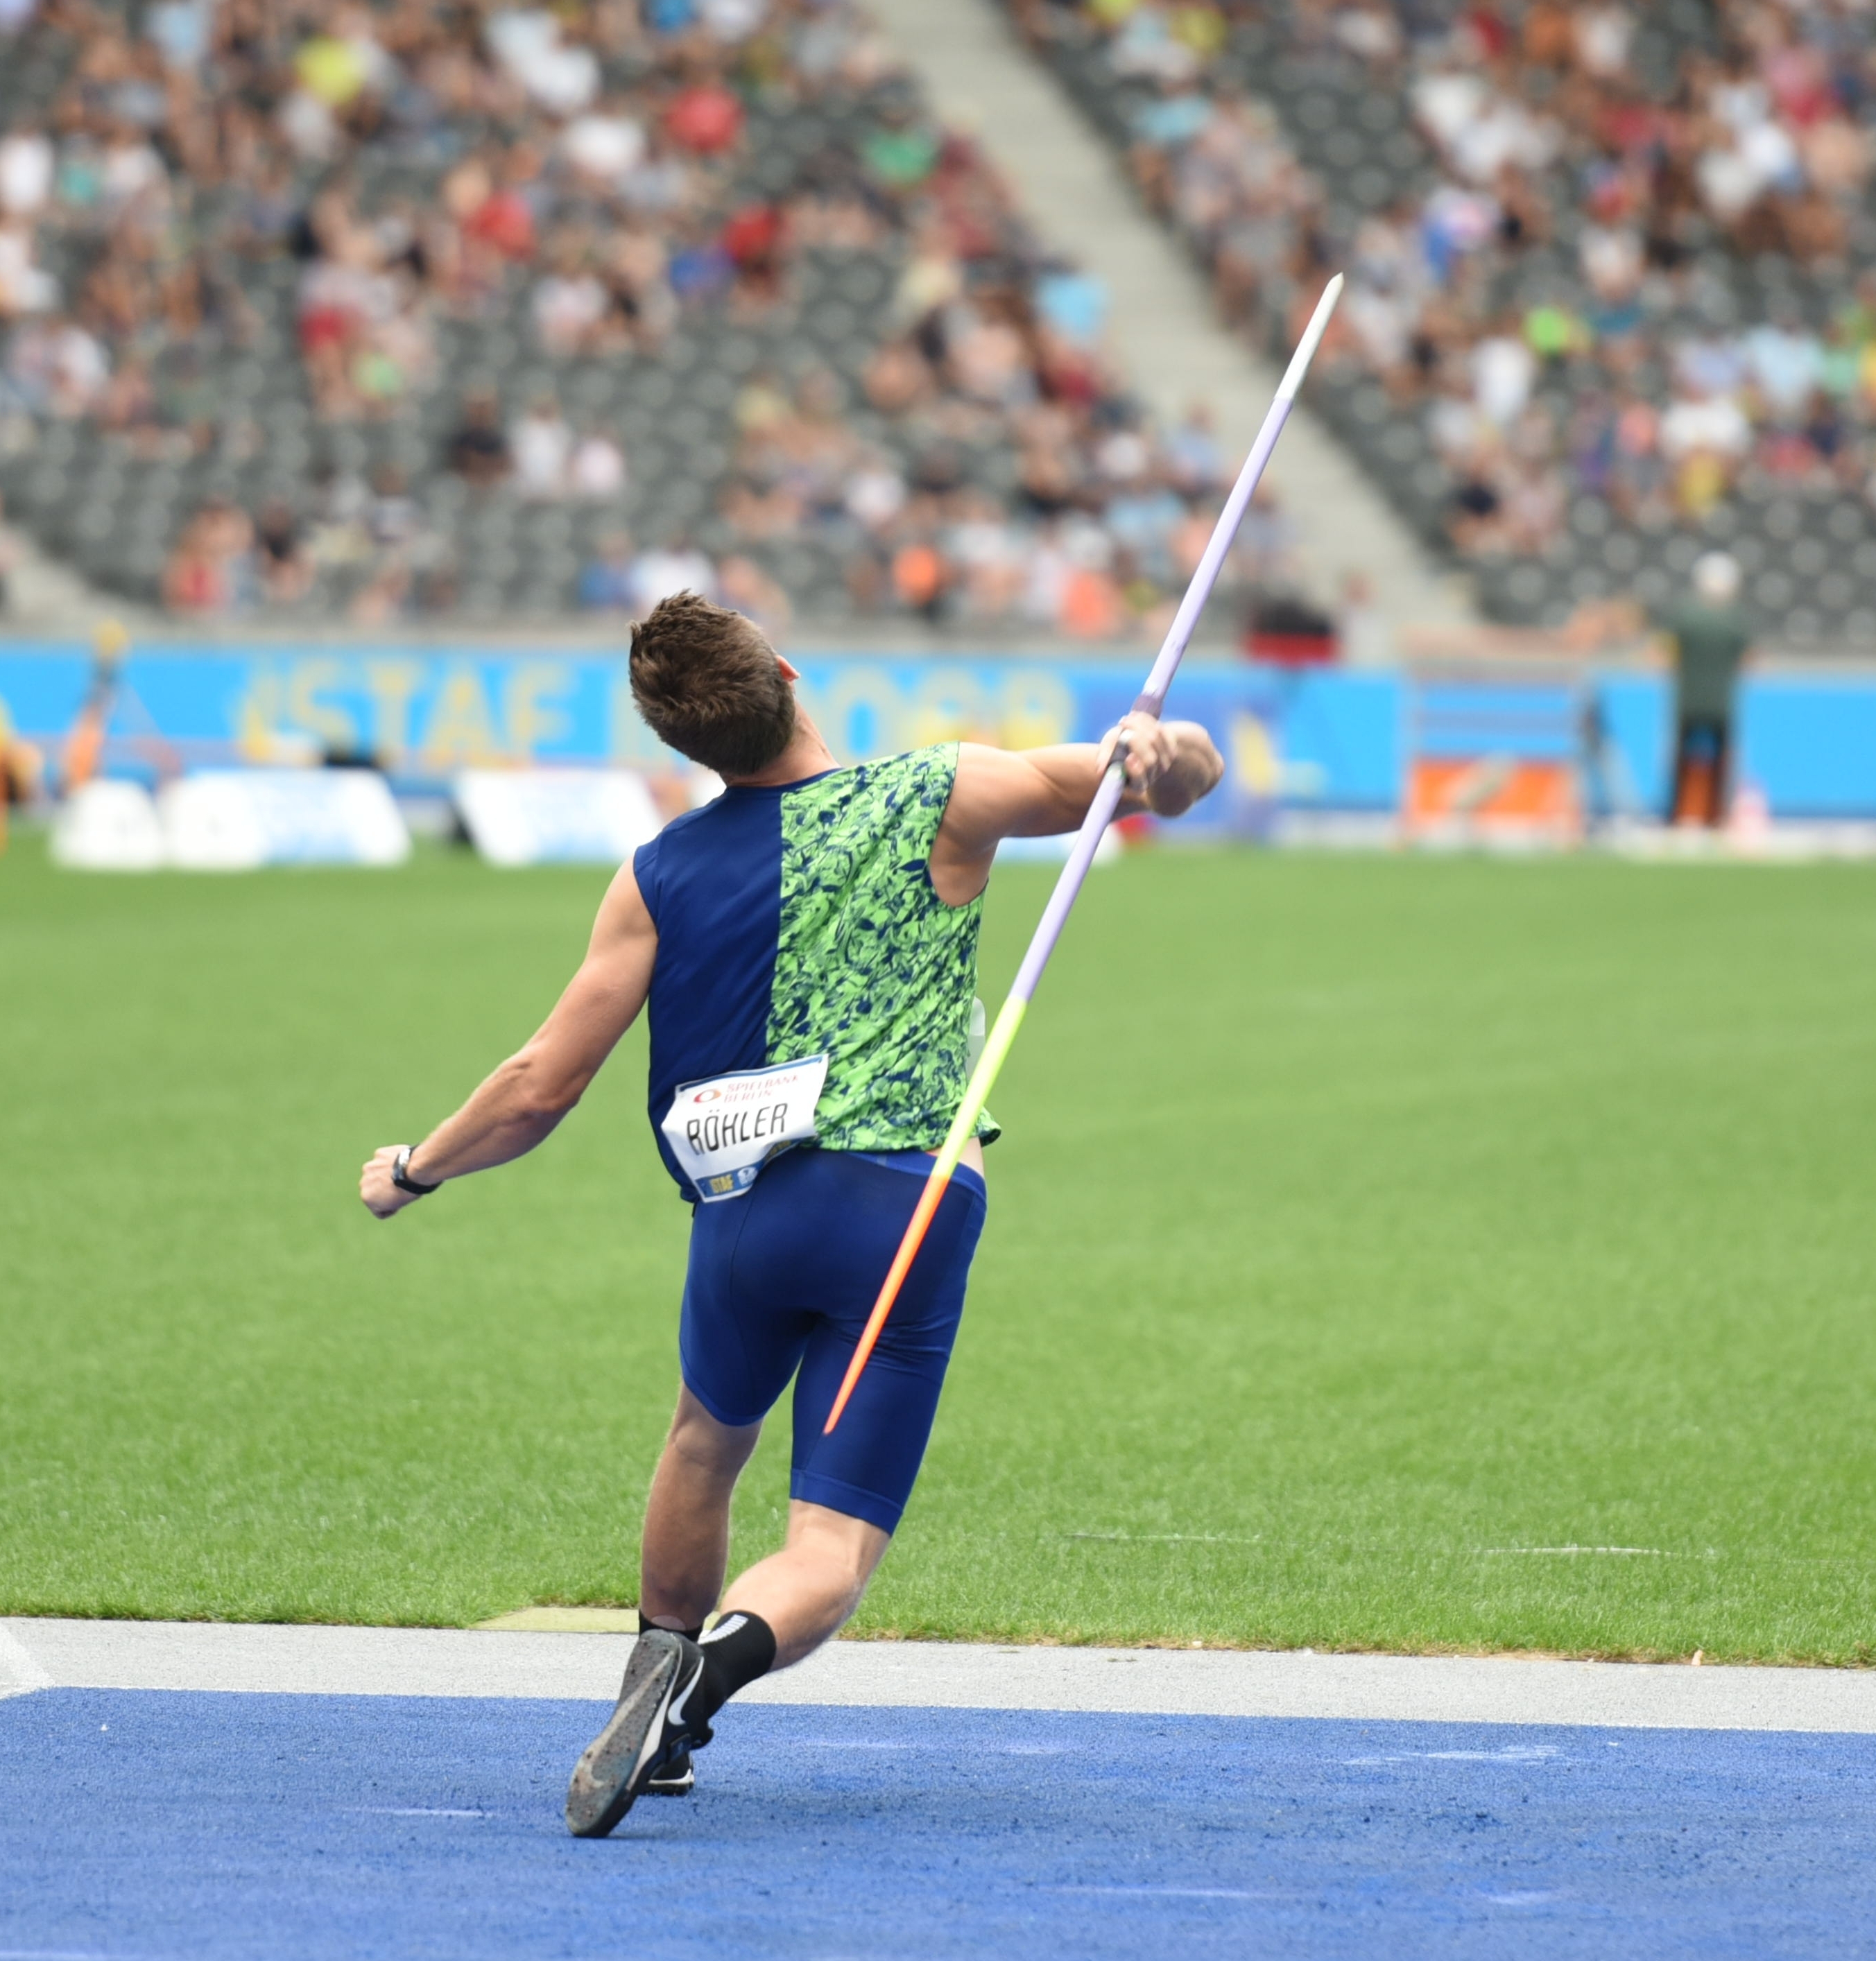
[823,272,1345,1435]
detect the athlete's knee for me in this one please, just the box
[784,1501,890,1592]
[664,1386,761,1482]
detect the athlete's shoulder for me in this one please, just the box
[655,792,732,843]
[631,790,742,920]
[789,745,952,787]
[857,743,959,793]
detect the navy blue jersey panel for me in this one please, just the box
[635,788,786,1195]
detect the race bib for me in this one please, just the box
[660,1054,829,1203]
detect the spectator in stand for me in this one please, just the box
[1662,552,1753,828]
[533,237,610,357]
[255,499,312,605]
[718,553,791,639]
[0,119,52,217]
[447,387,511,488]
[579,531,637,612]
[163,499,253,614]
[630,533,718,614]
[512,395,573,499]
[569,425,628,500]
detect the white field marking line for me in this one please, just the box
[0,1625,53,1700]
[795,1739,1073,1754]
[1346,1744,1562,1765]
[1049,1886,1287,1901]
[1481,1546,1673,1557]
[354,1806,489,1818]
[1065,1537,1710,1556]
[1063,1532,1258,1544]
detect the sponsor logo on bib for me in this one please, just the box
[660,1054,829,1202]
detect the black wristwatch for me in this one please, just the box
[391,1146,441,1197]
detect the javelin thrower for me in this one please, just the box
[359,278,1338,1838]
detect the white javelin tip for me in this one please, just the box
[1275,272,1345,404]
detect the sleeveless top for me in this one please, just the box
[632,743,994,1201]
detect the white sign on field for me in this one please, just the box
[49,779,166,871]
[454,768,662,867]
[160,769,411,870]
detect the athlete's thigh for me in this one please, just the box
[785,1156,988,1533]
[678,1160,819,1428]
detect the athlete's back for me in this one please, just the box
[636,745,990,1201]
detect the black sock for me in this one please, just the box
[694,1611,776,1721]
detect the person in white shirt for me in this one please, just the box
[630,540,718,615]
[569,426,627,499]
[511,395,573,500]
[0,123,52,216]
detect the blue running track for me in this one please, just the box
[3,1690,1873,1958]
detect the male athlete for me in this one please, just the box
[359,594,1222,1836]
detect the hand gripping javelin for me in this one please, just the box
[823,273,1346,1435]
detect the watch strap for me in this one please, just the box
[392,1146,440,1196]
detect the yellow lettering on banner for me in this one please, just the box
[1230,708,1279,797]
[364,660,427,763]
[504,662,575,761]
[909,670,991,748]
[822,665,902,762]
[234,667,285,761]
[421,668,501,765]
[283,658,359,754]
[996,672,1076,751]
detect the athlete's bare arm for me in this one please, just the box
[929,710,1223,906]
[359,861,659,1218]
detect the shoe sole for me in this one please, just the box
[565,1634,688,1838]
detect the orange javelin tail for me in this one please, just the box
[823,1161,956,1434]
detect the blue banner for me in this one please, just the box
[1,643,1873,820]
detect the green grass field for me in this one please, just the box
[6,831,1876,1664]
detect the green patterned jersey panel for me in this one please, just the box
[768,744,994,1152]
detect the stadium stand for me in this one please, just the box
[0,0,1250,634]
[1008,0,1876,646]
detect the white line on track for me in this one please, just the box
[1049,1887,1287,1901]
[356,1808,488,1818]
[5,1618,1876,1733]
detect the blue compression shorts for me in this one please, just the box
[678,1145,988,1535]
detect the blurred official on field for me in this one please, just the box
[1660,553,1753,829]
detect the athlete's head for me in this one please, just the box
[628,591,796,777]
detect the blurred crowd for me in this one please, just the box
[1019,0,1876,585]
[0,0,1258,634]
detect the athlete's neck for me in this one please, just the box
[718,709,837,789]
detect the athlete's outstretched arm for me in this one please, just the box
[359,861,658,1218]
[930,711,1223,905]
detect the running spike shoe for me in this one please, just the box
[565,1630,710,1837]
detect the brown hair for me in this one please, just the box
[628,592,795,776]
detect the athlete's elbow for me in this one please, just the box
[501,1051,587,1121]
